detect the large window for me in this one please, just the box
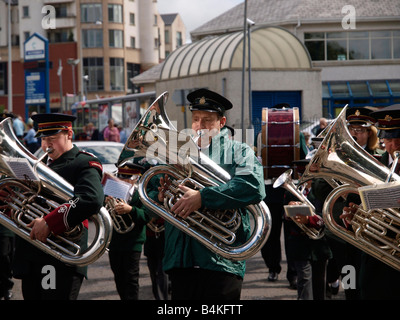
[109,30,123,48]
[110,58,125,91]
[81,3,102,23]
[108,4,123,23]
[82,29,103,48]
[83,58,104,91]
[305,30,400,61]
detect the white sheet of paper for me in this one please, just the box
[359,182,400,210]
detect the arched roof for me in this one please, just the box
[160,26,312,80]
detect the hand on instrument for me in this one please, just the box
[340,202,358,227]
[28,217,51,243]
[115,199,132,215]
[158,174,171,202]
[288,201,309,224]
[171,185,202,219]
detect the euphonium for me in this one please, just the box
[117,92,271,261]
[273,169,325,240]
[299,106,400,271]
[105,197,135,234]
[0,117,113,267]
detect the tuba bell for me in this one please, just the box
[0,117,113,267]
[117,92,271,261]
[299,106,400,271]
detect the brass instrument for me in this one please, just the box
[0,117,113,267]
[273,169,325,240]
[117,92,271,261]
[105,197,135,234]
[299,106,400,271]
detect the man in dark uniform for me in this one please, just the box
[350,104,400,300]
[12,113,104,300]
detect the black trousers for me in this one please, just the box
[168,268,243,300]
[21,264,83,300]
[109,250,141,300]
[0,236,14,296]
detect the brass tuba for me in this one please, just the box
[105,197,135,234]
[117,92,271,261]
[0,117,113,267]
[299,106,400,271]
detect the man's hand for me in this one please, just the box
[171,185,202,219]
[28,217,51,242]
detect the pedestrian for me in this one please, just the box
[103,118,120,142]
[23,121,39,153]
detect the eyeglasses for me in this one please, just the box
[348,127,368,134]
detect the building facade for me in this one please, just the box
[0,0,186,120]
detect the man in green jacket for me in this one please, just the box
[158,88,266,300]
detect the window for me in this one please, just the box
[109,30,123,48]
[176,31,182,47]
[81,4,102,23]
[130,37,136,48]
[0,63,6,95]
[108,4,123,23]
[305,30,400,61]
[22,6,29,18]
[110,58,125,91]
[83,58,104,91]
[129,13,135,25]
[82,29,103,48]
[154,15,157,25]
[54,4,68,18]
[127,63,140,93]
[165,30,170,44]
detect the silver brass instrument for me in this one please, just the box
[0,117,113,266]
[105,197,135,234]
[299,106,400,271]
[273,169,325,240]
[117,92,271,261]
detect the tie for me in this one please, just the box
[47,158,53,166]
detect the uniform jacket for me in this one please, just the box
[13,145,104,278]
[162,127,266,278]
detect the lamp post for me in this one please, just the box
[67,58,79,96]
[247,18,255,130]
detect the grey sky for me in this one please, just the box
[157,0,243,42]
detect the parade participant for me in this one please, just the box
[313,106,380,299]
[12,113,104,300]
[283,159,332,300]
[157,88,266,300]
[106,162,150,300]
[341,104,400,300]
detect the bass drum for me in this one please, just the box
[259,107,300,179]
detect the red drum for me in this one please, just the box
[259,107,300,180]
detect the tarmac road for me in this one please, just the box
[8,231,345,301]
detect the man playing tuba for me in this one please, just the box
[12,113,104,300]
[157,88,266,300]
[341,104,400,300]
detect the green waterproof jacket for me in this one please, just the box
[162,127,266,278]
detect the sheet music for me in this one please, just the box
[103,177,132,202]
[4,157,39,181]
[359,182,400,210]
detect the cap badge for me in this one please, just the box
[355,110,360,116]
[199,97,206,105]
[385,115,393,122]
